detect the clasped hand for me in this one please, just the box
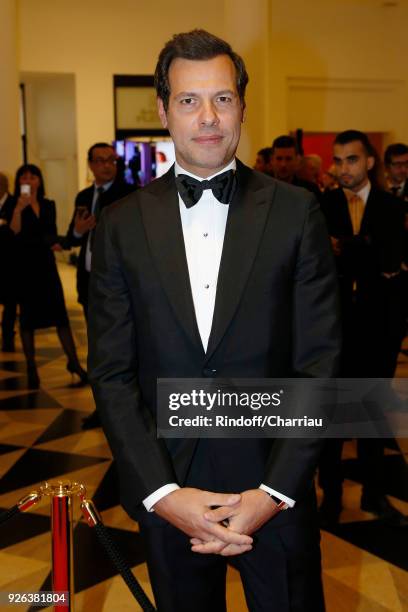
[153,487,278,557]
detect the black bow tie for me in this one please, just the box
[175,170,236,208]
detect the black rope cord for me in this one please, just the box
[0,505,20,526]
[94,522,156,611]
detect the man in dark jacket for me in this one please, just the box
[66,143,135,428]
[319,130,407,527]
[0,172,17,352]
[66,142,135,318]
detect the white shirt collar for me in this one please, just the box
[94,180,113,192]
[0,192,8,208]
[174,158,236,181]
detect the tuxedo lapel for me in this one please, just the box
[140,168,204,355]
[205,162,276,361]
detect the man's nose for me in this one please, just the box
[199,100,219,126]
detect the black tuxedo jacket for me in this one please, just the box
[66,179,135,305]
[88,161,340,521]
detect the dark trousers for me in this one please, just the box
[140,439,325,612]
[1,299,17,342]
[319,438,385,501]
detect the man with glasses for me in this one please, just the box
[384,143,408,202]
[67,142,135,428]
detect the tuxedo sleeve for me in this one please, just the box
[87,207,177,515]
[263,196,341,501]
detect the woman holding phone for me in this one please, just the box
[6,164,87,389]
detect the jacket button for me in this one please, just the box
[202,368,217,377]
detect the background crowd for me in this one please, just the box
[0,130,407,524]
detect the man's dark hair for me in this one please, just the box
[257,147,273,164]
[384,142,408,166]
[334,130,375,157]
[334,130,385,188]
[154,29,248,111]
[271,135,298,154]
[88,142,114,162]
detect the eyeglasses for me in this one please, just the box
[390,161,408,169]
[91,157,117,165]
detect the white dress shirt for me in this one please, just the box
[0,192,8,211]
[143,160,295,511]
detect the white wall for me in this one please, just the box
[21,73,78,232]
[16,0,408,193]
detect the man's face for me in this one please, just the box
[333,141,374,192]
[88,146,117,185]
[387,153,408,185]
[270,147,298,182]
[254,155,268,173]
[157,54,245,178]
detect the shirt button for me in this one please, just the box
[204,284,210,289]
[203,232,208,238]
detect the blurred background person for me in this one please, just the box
[321,164,339,192]
[0,172,17,352]
[384,143,408,334]
[253,146,273,174]
[5,164,87,389]
[296,153,322,188]
[66,142,135,320]
[384,143,408,201]
[66,142,135,429]
[270,135,322,200]
[318,130,407,527]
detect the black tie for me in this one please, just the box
[175,170,236,208]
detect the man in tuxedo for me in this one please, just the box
[0,172,17,352]
[270,135,322,201]
[88,30,340,612]
[318,130,407,528]
[66,143,135,428]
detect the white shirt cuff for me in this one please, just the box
[73,229,83,239]
[259,484,296,508]
[143,483,180,512]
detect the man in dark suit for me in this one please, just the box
[88,30,340,612]
[66,142,135,318]
[269,135,322,201]
[66,143,135,428]
[384,143,408,202]
[318,130,407,528]
[384,143,408,326]
[0,172,17,352]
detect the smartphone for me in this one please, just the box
[21,184,31,196]
[76,206,88,218]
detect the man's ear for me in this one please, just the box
[367,155,375,171]
[157,98,168,129]
[241,104,246,123]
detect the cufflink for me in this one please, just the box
[268,494,289,511]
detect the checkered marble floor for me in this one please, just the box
[0,262,407,611]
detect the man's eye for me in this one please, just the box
[181,98,194,105]
[217,96,232,103]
